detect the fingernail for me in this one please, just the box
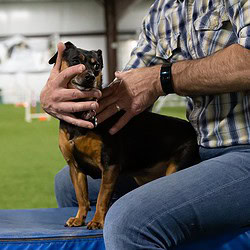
[94,91,101,98]
[91,103,97,109]
[109,128,115,135]
[88,124,94,129]
[79,65,84,73]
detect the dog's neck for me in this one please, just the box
[75,90,98,127]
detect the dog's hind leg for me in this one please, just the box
[87,165,120,230]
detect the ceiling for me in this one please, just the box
[0,0,143,2]
[0,0,86,2]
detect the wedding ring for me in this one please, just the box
[115,104,121,112]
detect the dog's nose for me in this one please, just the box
[85,73,95,82]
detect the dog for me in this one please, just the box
[49,41,200,230]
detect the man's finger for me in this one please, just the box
[58,113,95,129]
[96,103,119,124]
[55,101,99,113]
[97,95,118,114]
[109,111,133,135]
[54,42,65,72]
[56,64,85,88]
[100,81,119,99]
[114,71,123,79]
[56,88,101,102]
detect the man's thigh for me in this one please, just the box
[104,145,250,249]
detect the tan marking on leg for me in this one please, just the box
[165,162,177,176]
[59,128,90,227]
[133,161,178,186]
[66,166,90,227]
[133,162,167,186]
[87,165,120,229]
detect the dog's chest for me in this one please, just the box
[72,131,103,168]
[59,122,105,174]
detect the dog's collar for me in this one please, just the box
[81,94,98,127]
[82,110,97,127]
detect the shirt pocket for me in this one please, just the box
[193,6,232,56]
[155,34,179,62]
[194,7,229,31]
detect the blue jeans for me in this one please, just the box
[55,167,138,207]
[55,145,250,249]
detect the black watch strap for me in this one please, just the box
[160,63,174,95]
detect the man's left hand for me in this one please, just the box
[96,65,164,134]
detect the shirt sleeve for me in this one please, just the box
[226,0,250,49]
[123,0,164,71]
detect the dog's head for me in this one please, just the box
[49,41,103,91]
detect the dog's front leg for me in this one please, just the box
[65,166,90,227]
[87,165,120,229]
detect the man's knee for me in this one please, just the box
[104,195,143,249]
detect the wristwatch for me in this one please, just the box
[160,63,174,95]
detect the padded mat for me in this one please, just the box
[0,207,104,249]
[0,207,249,250]
[175,227,250,250]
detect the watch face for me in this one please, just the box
[160,64,174,94]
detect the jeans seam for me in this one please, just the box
[167,175,249,214]
[136,174,250,246]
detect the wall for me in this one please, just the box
[0,0,153,35]
[0,1,104,35]
[118,0,153,32]
[0,0,154,103]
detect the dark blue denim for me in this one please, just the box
[55,145,250,249]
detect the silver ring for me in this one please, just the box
[115,104,121,112]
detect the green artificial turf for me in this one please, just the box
[0,104,65,209]
[158,106,187,120]
[0,104,186,209]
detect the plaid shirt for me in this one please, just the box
[124,0,250,148]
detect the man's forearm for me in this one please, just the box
[172,44,250,96]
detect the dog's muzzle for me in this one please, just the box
[72,72,96,91]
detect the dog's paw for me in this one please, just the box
[87,220,104,230]
[65,217,85,227]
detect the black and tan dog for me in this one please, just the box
[49,42,200,230]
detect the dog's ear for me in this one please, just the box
[64,41,76,50]
[96,49,103,68]
[48,52,58,64]
[48,41,76,64]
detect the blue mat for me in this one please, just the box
[0,207,104,250]
[175,227,250,250]
[0,207,249,249]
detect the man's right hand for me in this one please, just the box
[40,42,102,128]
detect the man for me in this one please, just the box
[41,0,250,249]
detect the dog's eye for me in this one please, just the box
[72,57,80,65]
[72,60,80,65]
[94,63,100,71]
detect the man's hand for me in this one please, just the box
[40,42,102,128]
[96,65,164,134]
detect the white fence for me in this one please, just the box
[0,71,51,122]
